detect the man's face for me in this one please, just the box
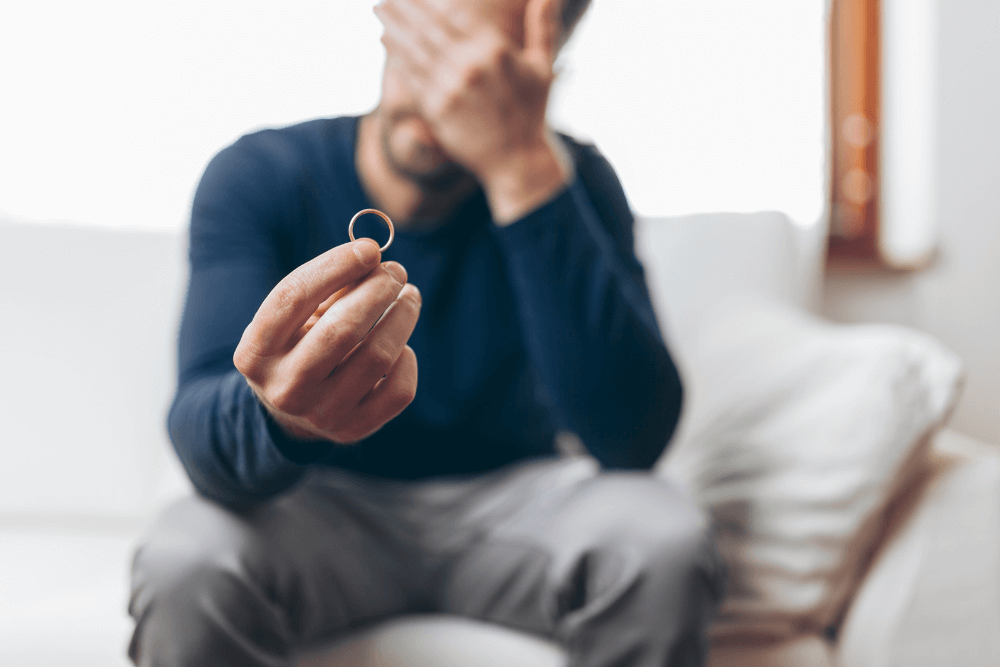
[375,0,531,186]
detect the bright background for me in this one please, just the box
[0,0,827,230]
[4,3,1000,664]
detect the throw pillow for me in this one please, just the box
[658,298,963,639]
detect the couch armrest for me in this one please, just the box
[836,429,1000,667]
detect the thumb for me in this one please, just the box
[524,0,560,69]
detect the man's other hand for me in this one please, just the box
[234,239,421,444]
[375,0,572,223]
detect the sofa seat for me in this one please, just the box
[287,429,999,667]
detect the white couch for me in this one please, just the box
[1,211,997,666]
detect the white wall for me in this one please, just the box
[0,0,827,230]
[823,0,1000,445]
[0,1,385,230]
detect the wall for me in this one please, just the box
[823,0,1000,445]
[0,1,827,232]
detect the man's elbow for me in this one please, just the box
[166,396,281,512]
[602,356,684,470]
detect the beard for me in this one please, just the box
[379,111,473,193]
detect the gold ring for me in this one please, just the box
[349,208,395,253]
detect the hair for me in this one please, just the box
[560,0,592,40]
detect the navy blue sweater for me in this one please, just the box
[169,116,682,507]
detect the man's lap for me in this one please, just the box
[130,455,720,662]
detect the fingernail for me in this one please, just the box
[383,261,407,284]
[354,239,380,264]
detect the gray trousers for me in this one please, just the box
[128,456,724,667]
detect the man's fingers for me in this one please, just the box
[348,345,419,441]
[238,240,382,359]
[425,0,477,36]
[376,2,436,74]
[386,0,453,50]
[288,262,409,384]
[524,0,560,68]
[303,287,349,334]
[325,283,422,407]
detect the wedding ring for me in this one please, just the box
[349,208,395,253]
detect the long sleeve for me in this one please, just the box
[492,141,683,469]
[168,135,333,509]
[167,118,681,501]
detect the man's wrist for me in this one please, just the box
[482,132,573,226]
[272,415,328,442]
[249,381,332,443]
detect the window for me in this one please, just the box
[828,0,938,268]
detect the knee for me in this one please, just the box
[630,478,726,609]
[641,505,726,606]
[128,497,278,664]
[129,496,265,624]
[576,474,726,605]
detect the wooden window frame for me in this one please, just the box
[827,0,883,266]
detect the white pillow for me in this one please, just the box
[658,299,963,639]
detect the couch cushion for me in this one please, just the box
[657,298,963,639]
[296,616,565,667]
[0,525,138,667]
[0,218,189,520]
[634,211,823,359]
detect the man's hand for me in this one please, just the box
[375,0,572,223]
[233,239,421,444]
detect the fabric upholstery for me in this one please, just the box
[657,298,963,639]
[836,430,1000,667]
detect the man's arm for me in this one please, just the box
[169,138,318,507]
[170,136,420,508]
[375,0,681,466]
[493,141,683,468]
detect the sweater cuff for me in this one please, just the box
[254,395,335,465]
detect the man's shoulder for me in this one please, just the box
[555,131,619,181]
[192,115,361,233]
[553,130,634,236]
[220,115,358,171]
[556,131,597,161]
[195,115,360,207]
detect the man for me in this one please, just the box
[128,0,724,665]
